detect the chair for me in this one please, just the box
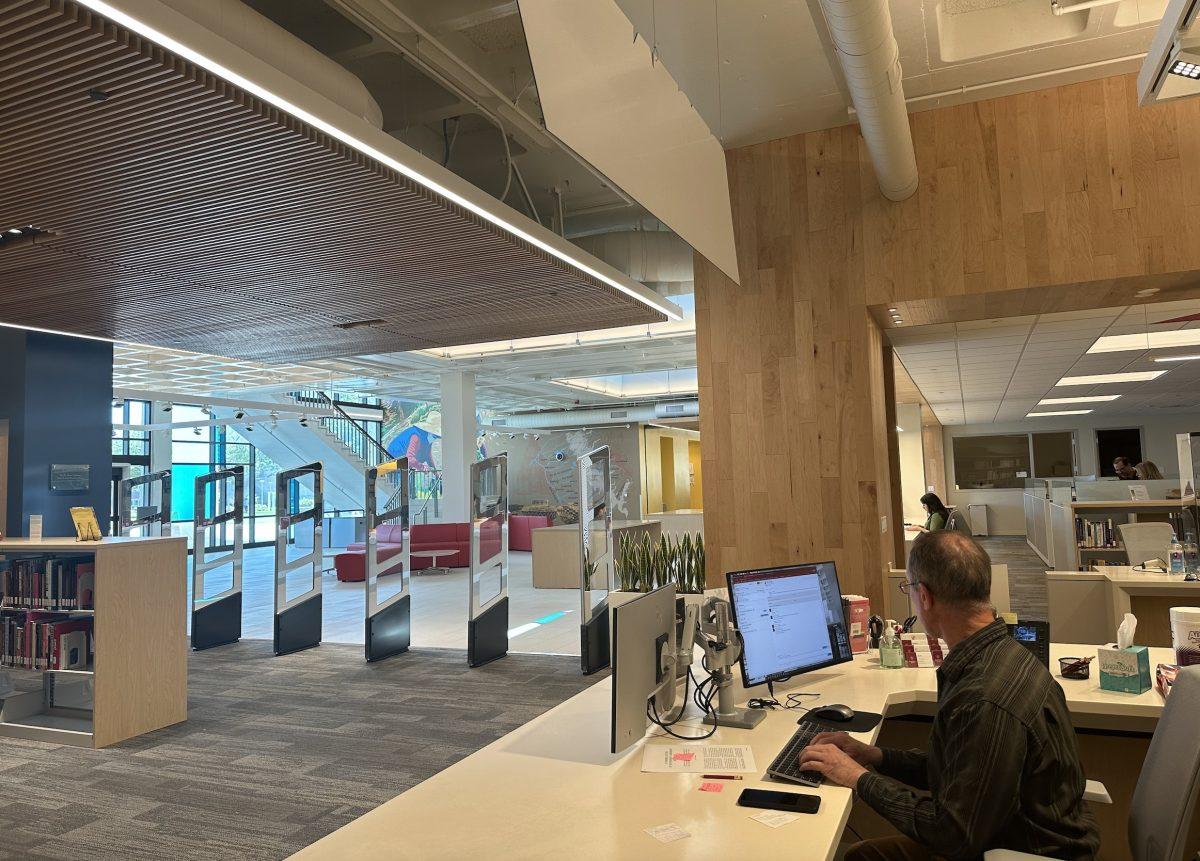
[1118,522,1174,568]
[985,666,1200,861]
[945,508,973,535]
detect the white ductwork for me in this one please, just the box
[489,399,699,429]
[160,0,384,129]
[570,231,694,285]
[818,0,918,201]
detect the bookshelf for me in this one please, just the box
[0,536,187,747]
[1070,498,1196,570]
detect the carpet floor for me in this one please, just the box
[0,641,600,861]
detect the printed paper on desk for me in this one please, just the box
[751,811,799,828]
[641,744,758,774]
[645,823,690,843]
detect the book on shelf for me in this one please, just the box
[0,612,93,670]
[0,557,94,611]
[1074,516,1122,549]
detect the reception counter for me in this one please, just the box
[1048,567,1200,645]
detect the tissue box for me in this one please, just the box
[1098,645,1152,694]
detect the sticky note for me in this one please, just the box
[751,810,799,828]
[672,752,696,762]
[645,823,690,843]
[699,782,724,793]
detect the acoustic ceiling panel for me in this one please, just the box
[0,0,665,362]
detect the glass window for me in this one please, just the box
[952,435,1031,489]
[171,440,211,464]
[1032,431,1075,478]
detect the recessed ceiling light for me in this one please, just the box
[896,425,904,432]
[1026,410,1093,417]
[1055,371,1166,386]
[1153,354,1200,363]
[5,228,20,235]
[1088,330,1200,353]
[1038,395,1122,404]
[888,308,898,313]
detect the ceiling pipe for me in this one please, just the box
[490,399,699,429]
[818,0,919,201]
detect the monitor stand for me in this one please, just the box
[702,666,767,730]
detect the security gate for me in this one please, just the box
[578,446,612,675]
[117,469,171,537]
[274,463,323,656]
[467,453,508,668]
[191,466,244,650]
[365,457,411,663]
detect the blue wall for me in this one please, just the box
[0,330,113,537]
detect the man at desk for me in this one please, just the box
[799,531,1098,860]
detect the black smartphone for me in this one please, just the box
[736,788,821,814]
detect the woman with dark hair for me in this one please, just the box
[906,492,950,533]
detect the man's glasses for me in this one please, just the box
[898,580,918,595]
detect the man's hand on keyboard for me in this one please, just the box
[797,742,869,789]
[809,731,882,768]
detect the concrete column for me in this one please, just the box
[438,371,476,523]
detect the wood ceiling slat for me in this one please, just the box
[0,0,662,361]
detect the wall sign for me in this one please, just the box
[50,463,90,493]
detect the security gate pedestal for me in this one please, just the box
[365,458,411,663]
[191,466,244,651]
[468,454,508,668]
[274,463,323,657]
[579,446,613,675]
[117,469,171,537]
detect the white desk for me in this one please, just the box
[290,644,1170,861]
[1048,567,1200,646]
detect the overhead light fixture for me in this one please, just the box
[244,424,254,432]
[1154,353,1200,362]
[1134,288,1160,297]
[192,426,202,436]
[1038,395,1122,405]
[0,225,49,247]
[1026,410,1094,417]
[69,0,682,322]
[888,307,898,313]
[161,403,173,412]
[1169,58,1200,79]
[1088,330,1200,353]
[269,410,279,419]
[1055,371,1166,386]
[111,397,124,407]
[896,425,904,432]
[234,409,245,420]
[299,416,308,427]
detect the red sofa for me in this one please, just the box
[410,522,470,569]
[509,514,552,552]
[347,523,404,555]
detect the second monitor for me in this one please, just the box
[726,561,853,689]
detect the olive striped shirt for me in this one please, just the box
[856,619,1099,860]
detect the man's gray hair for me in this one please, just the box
[907,530,992,607]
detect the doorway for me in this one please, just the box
[1096,427,1143,478]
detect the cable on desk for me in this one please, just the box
[747,681,821,711]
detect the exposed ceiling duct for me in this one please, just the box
[489,399,699,428]
[818,0,918,201]
[570,231,693,286]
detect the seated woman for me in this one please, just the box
[1136,460,1165,480]
[906,492,950,533]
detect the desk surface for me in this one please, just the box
[290,644,1170,861]
[1049,567,1200,590]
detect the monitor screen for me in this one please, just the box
[727,562,853,688]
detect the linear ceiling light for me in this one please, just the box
[1088,330,1200,353]
[1154,354,1200,362]
[1170,58,1200,79]
[1038,395,1122,405]
[73,0,681,322]
[1026,410,1093,417]
[1055,371,1166,386]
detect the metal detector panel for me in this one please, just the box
[579,446,613,675]
[274,463,323,656]
[468,454,508,667]
[192,466,244,650]
[118,469,172,537]
[365,458,411,662]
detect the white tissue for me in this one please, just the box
[1116,613,1138,650]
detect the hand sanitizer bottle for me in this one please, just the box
[880,621,904,669]
[1169,533,1186,576]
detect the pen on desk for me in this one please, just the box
[701,774,742,781]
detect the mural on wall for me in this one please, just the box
[382,400,440,471]
[492,425,640,518]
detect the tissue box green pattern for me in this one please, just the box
[1098,645,1151,694]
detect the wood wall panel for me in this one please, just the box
[696,73,1200,602]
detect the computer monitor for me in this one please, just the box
[726,561,853,688]
[610,583,678,754]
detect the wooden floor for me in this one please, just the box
[190,547,583,655]
[0,643,600,861]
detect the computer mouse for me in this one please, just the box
[810,703,855,722]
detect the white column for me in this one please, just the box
[439,371,476,523]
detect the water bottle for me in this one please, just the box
[1169,533,1186,576]
[1184,531,1199,580]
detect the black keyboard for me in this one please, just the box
[765,721,825,787]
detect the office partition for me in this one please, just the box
[578,446,612,674]
[117,469,171,537]
[273,462,323,656]
[191,466,244,650]
[364,457,411,662]
[468,453,508,667]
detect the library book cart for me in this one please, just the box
[0,536,187,747]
